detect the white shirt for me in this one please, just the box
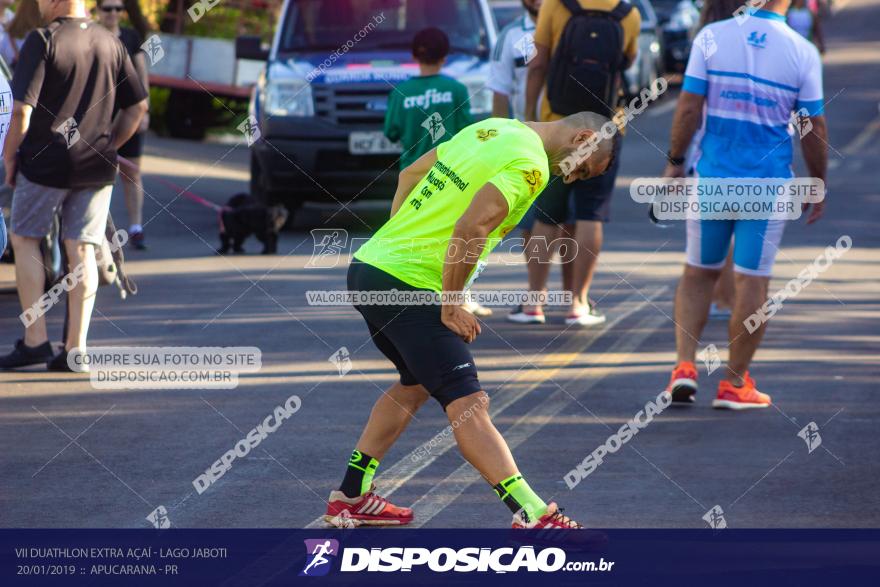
[683,10,823,177]
[487,13,537,121]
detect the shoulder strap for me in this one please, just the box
[559,0,584,17]
[609,1,634,21]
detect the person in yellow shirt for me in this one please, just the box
[513,0,640,327]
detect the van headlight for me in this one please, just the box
[264,79,314,117]
[462,78,493,115]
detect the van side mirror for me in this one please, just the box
[236,35,270,61]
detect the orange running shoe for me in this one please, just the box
[324,485,413,527]
[666,361,698,404]
[713,374,772,410]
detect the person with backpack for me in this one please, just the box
[519,0,640,326]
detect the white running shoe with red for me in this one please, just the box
[324,486,413,527]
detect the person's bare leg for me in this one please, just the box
[523,220,560,314]
[711,251,736,309]
[63,239,98,352]
[674,264,721,364]
[10,233,49,346]
[446,391,516,485]
[121,156,144,228]
[568,220,602,313]
[560,223,576,294]
[726,272,770,385]
[354,382,430,460]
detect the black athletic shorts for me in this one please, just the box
[532,136,623,225]
[117,132,145,159]
[347,261,482,409]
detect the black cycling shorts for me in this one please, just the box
[347,261,482,409]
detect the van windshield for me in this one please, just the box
[279,0,489,57]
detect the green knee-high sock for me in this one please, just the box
[339,450,380,498]
[493,473,547,523]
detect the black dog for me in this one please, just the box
[218,193,288,255]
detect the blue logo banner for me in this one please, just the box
[3,529,878,586]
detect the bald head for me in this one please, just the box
[549,111,618,183]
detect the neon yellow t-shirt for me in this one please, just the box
[354,118,549,292]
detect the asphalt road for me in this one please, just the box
[1,0,878,530]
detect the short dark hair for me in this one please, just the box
[412,27,450,65]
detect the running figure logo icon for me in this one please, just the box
[702,505,727,529]
[697,344,721,374]
[514,33,537,63]
[141,35,165,66]
[55,118,80,149]
[145,505,171,529]
[299,539,339,576]
[788,107,813,138]
[329,347,352,377]
[421,112,446,143]
[307,229,349,268]
[697,29,718,60]
[237,115,261,146]
[797,422,822,453]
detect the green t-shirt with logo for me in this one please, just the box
[355,118,550,292]
[384,74,473,170]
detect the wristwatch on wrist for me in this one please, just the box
[667,151,685,166]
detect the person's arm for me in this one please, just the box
[492,92,510,118]
[526,1,553,121]
[664,91,704,177]
[3,102,30,187]
[132,51,150,132]
[664,28,710,177]
[812,14,826,53]
[112,49,149,150]
[795,45,826,223]
[6,30,46,187]
[440,183,509,342]
[525,43,549,121]
[390,148,437,217]
[621,10,641,70]
[487,29,513,118]
[800,115,827,224]
[112,99,148,150]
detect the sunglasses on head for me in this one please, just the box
[101,6,125,12]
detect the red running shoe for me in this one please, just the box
[511,502,582,529]
[324,486,413,527]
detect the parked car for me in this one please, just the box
[651,0,699,72]
[237,0,498,215]
[624,0,664,99]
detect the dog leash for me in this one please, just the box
[118,155,229,232]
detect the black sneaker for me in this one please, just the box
[129,230,147,250]
[0,339,54,369]
[47,349,89,373]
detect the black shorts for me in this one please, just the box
[532,136,623,225]
[347,261,482,409]
[117,132,145,159]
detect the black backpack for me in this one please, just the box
[546,0,633,118]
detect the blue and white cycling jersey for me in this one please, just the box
[683,10,823,179]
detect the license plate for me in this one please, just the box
[349,131,402,155]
